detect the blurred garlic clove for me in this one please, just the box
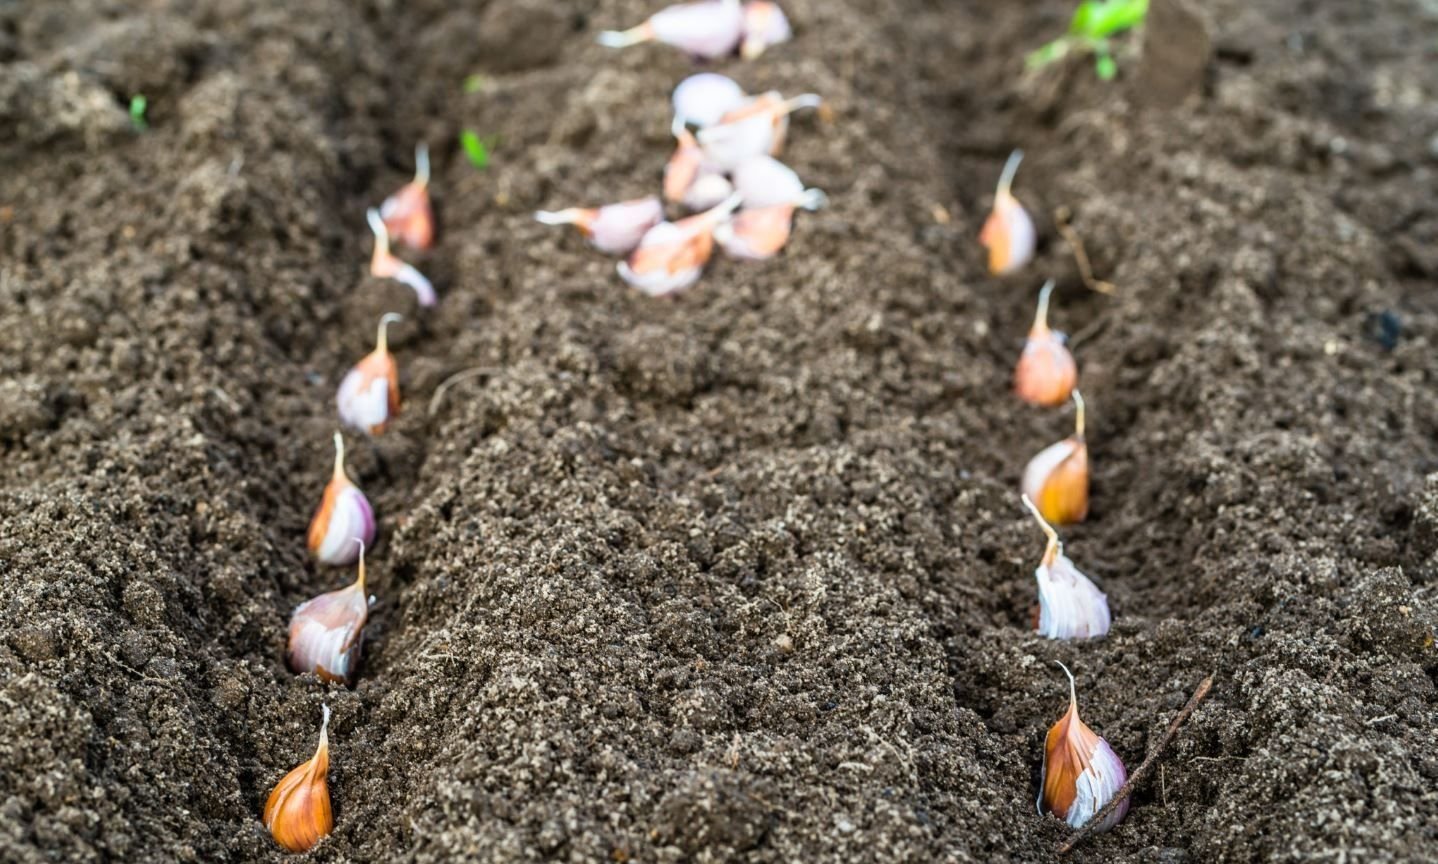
[287,544,372,685]
[664,117,708,204]
[979,149,1036,275]
[1022,390,1090,525]
[740,1,792,59]
[698,91,821,170]
[1038,662,1128,831]
[730,154,804,209]
[1023,495,1110,640]
[1014,280,1078,406]
[337,314,402,435]
[368,209,436,306]
[307,432,376,566]
[682,171,735,212]
[673,73,748,127]
[380,144,434,250]
[715,188,825,260]
[618,193,741,296]
[597,0,744,59]
[535,196,664,255]
[264,705,334,853]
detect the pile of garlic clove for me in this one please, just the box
[536,73,827,297]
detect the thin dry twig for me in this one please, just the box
[1054,206,1117,295]
[427,366,501,417]
[1058,673,1215,856]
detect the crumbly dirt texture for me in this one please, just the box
[2,1,1437,861]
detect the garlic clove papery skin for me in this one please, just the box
[287,580,369,685]
[308,482,375,566]
[1038,676,1128,832]
[740,1,792,59]
[1034,551,1111,640]
[673,73,748,127]
[1022,437,1089,525]
[264,705,334,853]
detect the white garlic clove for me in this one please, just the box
[618,193,741,296]
[698,92,821,170]
[536,197,664,256]
[672,73,748,128]
[598,0,744,60]
[1035,551,1111,640]
[682,172,736,212]
[740,1,793,59]
[336,314,402,435]
[287,551,371,685]
[730,154,804,209]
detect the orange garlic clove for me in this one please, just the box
[264,704,334,853]
[618,193,741,296]
[1022,495,1110,639]
[1038,663,1128,831]
[1022,390,1089,525]
[380,144,434,250]
[287,543,372,685]
[715,188,824,260]
[367,209,436,307]
[597,0,744,59]
[980,149,1036,275]
[1014,280,1078,406]
[307,433,376,566]
[337,313,402,435]
[664,118,708,204]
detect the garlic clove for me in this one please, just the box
[1022,495,1110,640]
[1014,280,1077,406]
[1021,391,1090,525]
[337,314,402,435]
[740,1,792,59]
[980,150,1036,275]
[368,209,436,306]
[308,432,377,566]
[673,73,748,128]
[598,0,744,59]
[380,144,435,250]
[682,172,736,213]
[698,92,821,170]
[618,193,741,296]
[535,197,664,256]
[730,154,804,209]
[664,118,708,204]
[715,189,824,260]
[287,545,371,685]
[264,704,335,853]
[1038,663,1128,831]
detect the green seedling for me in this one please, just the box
[459,130,497,169]
[129,94,148,131]
[1026,0,1148,81]
[463,74,487,94]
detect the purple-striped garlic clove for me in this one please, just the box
[618,193,741,296]
[307,433,376,566]
[1023,495,1110,640]
[1038,662,1129,832]
[597,0,743,60]
[535,196,664,256]
[287,544,373,686]
[337,314,402,435]
[740,1,792,59]
[673,73,748,128]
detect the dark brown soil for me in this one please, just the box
[3,0,1437,861]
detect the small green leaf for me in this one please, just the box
[463,74,486,94]
[1095,52,1118,80]
[129,95,148,131]
[460,129,490,169]
[1070,0,1148,40]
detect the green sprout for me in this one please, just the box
[129,94,148,131]
[459,129,497,169]
[463,74,487,94]
[1026,0,1148,81]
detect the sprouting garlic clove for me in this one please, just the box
[1015,280,1078,406]
[367,209,436,306]
[307,432,377,566]
[535,197,664,256]
[264,704,334,853]
[730,154,804,209]
[380,144,435,251]
[1038,663,1128,831]
[1022,390,1089,525]
[287,544,371,685]
[715,188,824,261]
[1022,495,1110,640]
[337,314,402,435]
[698,91,821,170]
[740,1,793,59]
[664,118,708,204]
[672,73,748,128]
[980,149,1036,276]
[618,193,742,296]
[597,0,744,59]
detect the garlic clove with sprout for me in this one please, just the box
[1015,280,1077,406]
[337,313,402,435]
[264,704,335,853]
[1022,495,1110,640]
[672,73,748,128]
[729,154,806,210]
[740,1,793,59]
[597,0,744,59]
[664,118,710,204]
[618,193,741,296]
[367,209,436,306]
[980,149,1036,275]
[380,144,434,250]
[1038,662,1128,831]
[307,432,376,566]
[535,196,664,255]
[698,91,821,170]
[287,543,372,685]
[715,188,826,261]
[1022,390,1090,525]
